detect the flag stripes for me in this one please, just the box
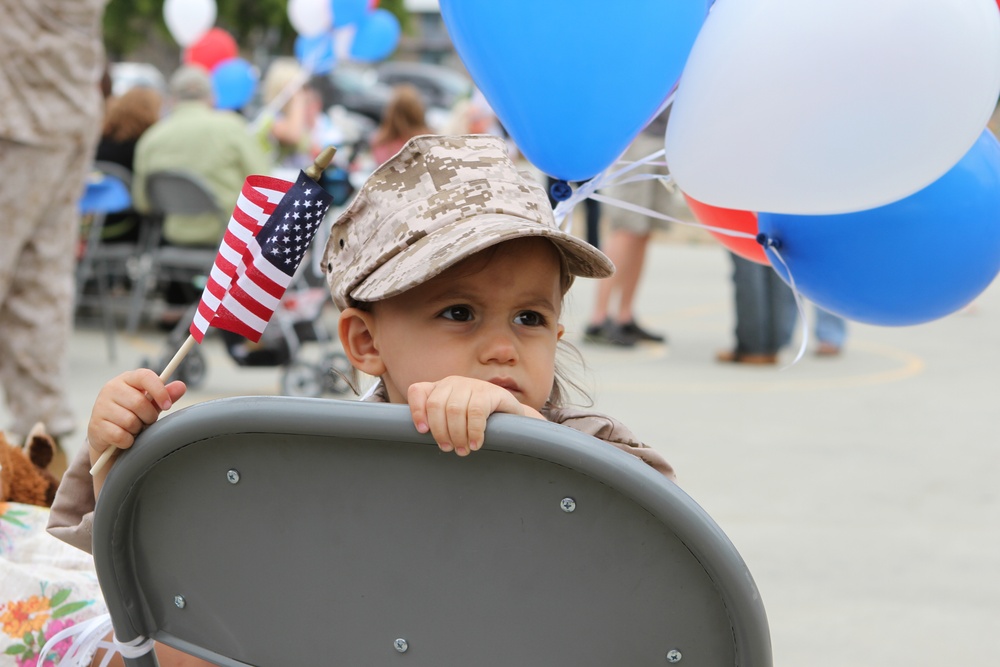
[190,176,292,341]
[189,171,334,343]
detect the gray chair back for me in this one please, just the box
[124,170,223,332]
[144,170,222,217]
[93,160,135,192]
[93,397,772,667]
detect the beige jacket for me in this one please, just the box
[48,392,674,553]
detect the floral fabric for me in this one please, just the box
[0,503,105,666]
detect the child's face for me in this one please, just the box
[367,238,565,411]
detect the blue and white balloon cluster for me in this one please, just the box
[291,0,401,75]
[440,0,1000,326]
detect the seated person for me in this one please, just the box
[131,66,270,248]
[48,135,674,666]
[131,66,270,311]
[93,86,162,242]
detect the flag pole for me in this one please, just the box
[158,333,198,382]
[90,148,338,478]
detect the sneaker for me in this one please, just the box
[584,319,637,347]
[620,319,667,343]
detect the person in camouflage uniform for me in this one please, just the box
[0,0,108,455]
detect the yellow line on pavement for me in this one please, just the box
[598,338,925,394]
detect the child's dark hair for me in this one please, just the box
[549,338,593,409]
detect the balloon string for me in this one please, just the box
[646,86,676,128]
[553,88,674,229]
[556,159,756,242]
[764,242,810,367]
[553,148,668,227]
[556,144,812,368]
[588,189,753,241]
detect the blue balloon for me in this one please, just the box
[350,9,401,62]
[439,0,709,181]
[211,58,258,111]
[295,33,337,75]
[758,130,1000,326]
[332,0,368,27]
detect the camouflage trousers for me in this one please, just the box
[0,138,92,440]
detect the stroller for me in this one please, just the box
[142,259,355,398]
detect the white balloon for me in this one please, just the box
[288,0,334,38]
[666,0,1000,215]
[164,0,217,47]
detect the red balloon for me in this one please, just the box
[184,28,239,72]
[683,193,769,265]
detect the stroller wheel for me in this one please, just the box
[322,352,355,395]
[173,346,207,390]
[281,361,324,398]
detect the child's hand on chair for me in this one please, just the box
[407,376,543,457]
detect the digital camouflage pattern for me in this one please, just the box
[322,134,614,310]
[0,0,107,442]
[0,0,107,146]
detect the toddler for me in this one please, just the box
[48,134,674,666]
[52,134,673,539]
[50,135,673,551]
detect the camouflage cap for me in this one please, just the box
[322,134,614,310]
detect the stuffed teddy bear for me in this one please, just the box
[0,422,60,507]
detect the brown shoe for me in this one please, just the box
[715,349,778,365]
[815,342,842,357]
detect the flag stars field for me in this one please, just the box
[188,171,334,343]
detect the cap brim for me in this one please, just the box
[350,213,614,304]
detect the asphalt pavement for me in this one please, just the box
[5,237,998,667]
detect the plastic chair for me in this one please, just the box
[93,397,772,667]
[126,170,223,333]
[76,161,142,359]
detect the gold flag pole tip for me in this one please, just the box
[305,146,337,181]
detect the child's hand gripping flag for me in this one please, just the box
[90,149,336,477]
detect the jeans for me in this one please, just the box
[814,307,846,347]
[730,253,846,353]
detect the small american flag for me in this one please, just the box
[190,171,334,343]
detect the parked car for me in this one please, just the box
[312,64,394,122]
[375,61,474,112]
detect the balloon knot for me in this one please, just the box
[549,180,573,202]
[756,233,781,250]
